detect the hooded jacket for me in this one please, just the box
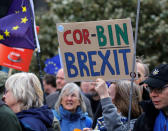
[16,105,57,131]
[53,105,92,131]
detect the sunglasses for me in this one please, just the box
[138,72,141,78]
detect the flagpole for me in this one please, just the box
[34,49,46,104]
[29,0,46,104]
[8,68,13,77]
[127,0,141,130]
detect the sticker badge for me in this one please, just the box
[153,69,159,75]
[57,25,64,32]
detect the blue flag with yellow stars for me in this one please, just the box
[0,0,36,50]
[44,54,62,75]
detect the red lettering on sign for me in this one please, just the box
[82,29,91,44]
[73,29,83,44]
[64,30,73,45]
[63,29,91,45]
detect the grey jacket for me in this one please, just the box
[101,97,136,131]
[46,91,93,118]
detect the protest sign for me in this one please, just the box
[57,18,136,82]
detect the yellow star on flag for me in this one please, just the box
[4,29,10,37]
[21,17,28,23]
[22,6,27,12]
[0,35,4,40]
[15,11,19,14]
[12,26,19,30]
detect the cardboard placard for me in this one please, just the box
[57,18,136,82]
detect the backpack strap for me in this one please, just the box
[51,109,61,131]
[52,109,61,120]
[51,115,61,131]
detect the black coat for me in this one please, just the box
[133,100,159,131]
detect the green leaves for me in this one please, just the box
[31,0,168,74]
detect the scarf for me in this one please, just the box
[154,111,168,131]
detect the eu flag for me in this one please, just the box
[44,55,62,75]
[0,0,36,49]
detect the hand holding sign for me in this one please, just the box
[95,78,109,99]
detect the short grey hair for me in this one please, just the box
[55,82,86,113]
[5,72,43,111]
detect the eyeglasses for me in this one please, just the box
[148,87,163,94]
[148,86,168,94]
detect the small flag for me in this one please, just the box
[0,0,38,50]
[44,54,62,75]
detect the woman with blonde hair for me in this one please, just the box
[3,72,60,131]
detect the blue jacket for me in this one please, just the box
[16,105,54,131]
[53,106,92,131]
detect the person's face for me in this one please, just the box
[61,90,80,112]
[56,69,66,90]
[43,80,50,93]
[149,85,168,109]
[87,82,98,96]
[3,89,19,112]
[135,62,146,85]
[108,83,116,102]
[80,82,91,94]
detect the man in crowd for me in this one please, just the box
[46,68,93,118]
[80,81,91,94]
[0,71,22,131]
[43,74,57,96]
[133,64,168,131]
[83,81,103,128]
[46,68,66,107]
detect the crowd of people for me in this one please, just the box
[1,57,168,131]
